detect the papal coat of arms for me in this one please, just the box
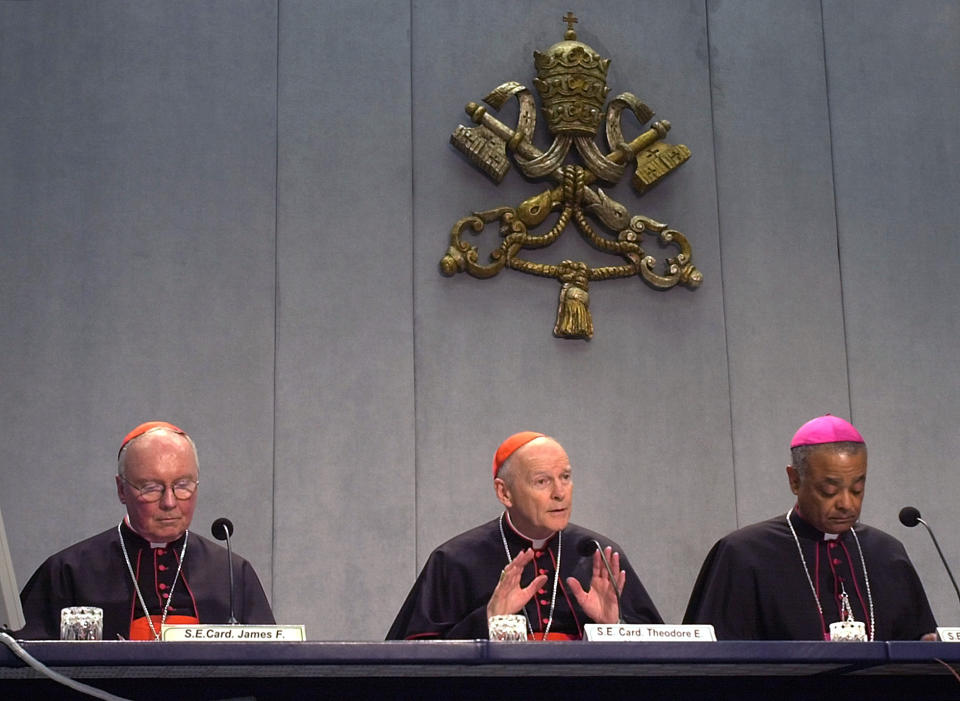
[440,13,701,340]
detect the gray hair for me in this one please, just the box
[790,441,865,479]
[118,427,199,476]
[496,451,518,486]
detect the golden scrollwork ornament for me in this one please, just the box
[440,12,701,340]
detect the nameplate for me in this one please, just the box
[584,623,716,642]
[936,627,960,642]
[161,624,306,642]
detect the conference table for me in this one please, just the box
[3,639,960,699]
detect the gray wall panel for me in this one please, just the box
[0,0,278,603]
[410,0,729,624]
[823,0,960,627]
[708,0,851,532]
[273,0,415,639]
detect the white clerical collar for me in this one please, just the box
[123,514,170,549]
[792,504,842,541]
[504,511,554,549]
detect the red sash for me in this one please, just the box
[528,631,579,641]
[129,614,200,641]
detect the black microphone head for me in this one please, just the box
[211,517,234,540]
[899,506,921,527]
[576,539,600,557]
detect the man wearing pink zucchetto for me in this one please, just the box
[683,414,936,640]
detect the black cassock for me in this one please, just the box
[386,516,662,640]
[683,510,936,640]
[18,521,274,640]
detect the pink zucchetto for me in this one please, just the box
[492,431,545,478]
[790,415,864,448]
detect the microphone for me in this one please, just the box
[577,539,623,624]
[211,518,238,625]
[899,506,960,609]
[898,506,921,528]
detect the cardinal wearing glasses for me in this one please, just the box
[17,421,274,640]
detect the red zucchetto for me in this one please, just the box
[118,421,185,458]
[492,431,546,478]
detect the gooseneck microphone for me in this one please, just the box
[899,506,960,609]
[211,517,238,625]
[577,539,623,624]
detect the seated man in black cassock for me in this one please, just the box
[683,414,937,640]
[386,431,662,640]
[18,421,275,640]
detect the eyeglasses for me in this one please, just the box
[120,475,199,502]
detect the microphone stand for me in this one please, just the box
[212,518,238,625]
[901,506,960,611]
[916,517,960,609]
[590,539,623,624]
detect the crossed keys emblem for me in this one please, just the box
[440,13,701,340]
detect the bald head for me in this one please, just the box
[497,436,558,486]
[118,427,198,477]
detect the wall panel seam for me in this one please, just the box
[704,0,739,530]
[271,0,281,602]
[408,0,419,583]
[818,0,854,422]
